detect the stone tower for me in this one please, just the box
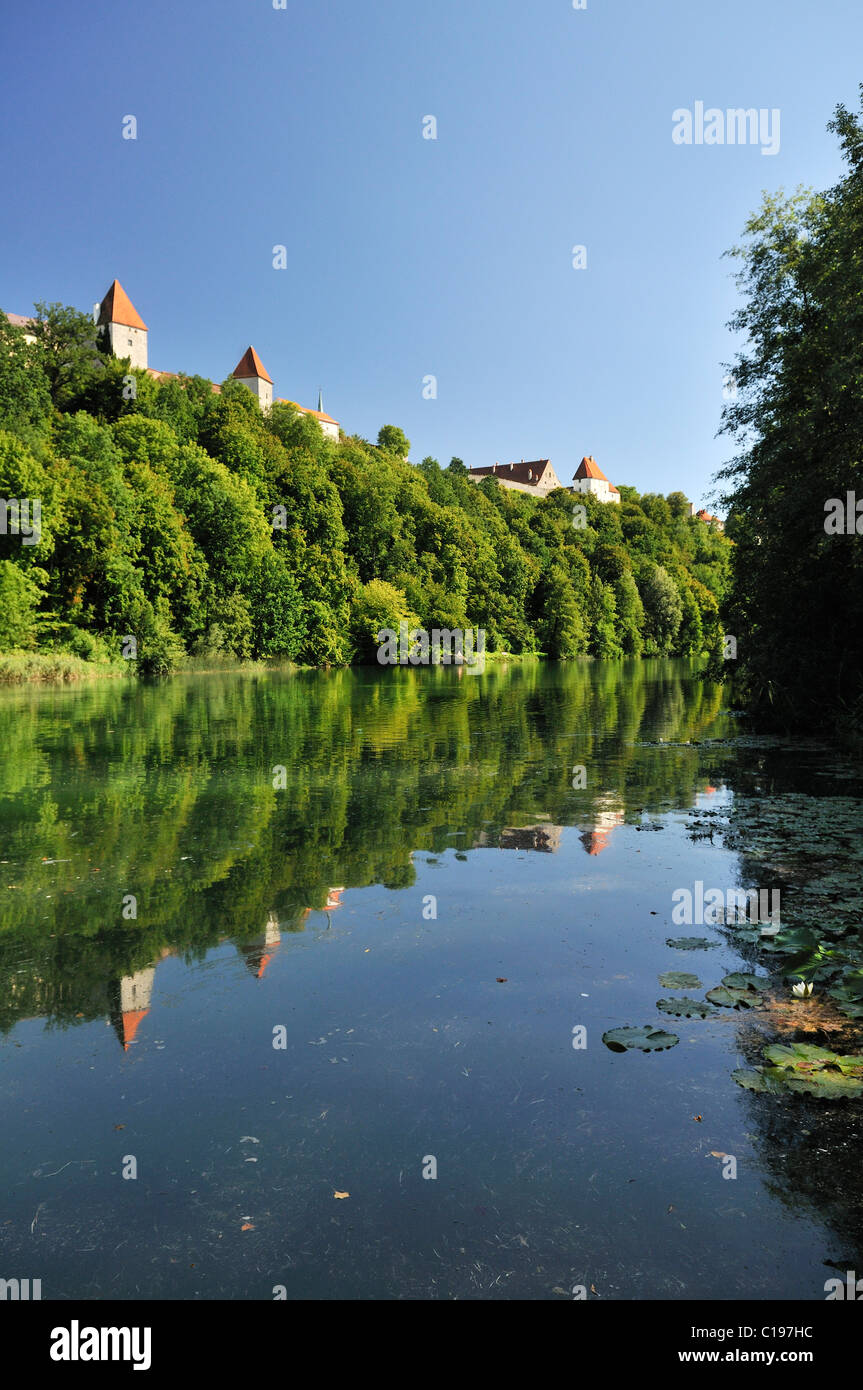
[232,346,273,411]
[98,280,148,370]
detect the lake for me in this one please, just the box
[1,658,861,1300]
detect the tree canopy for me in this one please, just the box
[0,297,730,673]
[717,86,863,731]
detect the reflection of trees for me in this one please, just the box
[0,659,724,1035]
[730,1056,863,1274]
[689,749,863,1280]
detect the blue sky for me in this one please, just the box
[1,0,861,509]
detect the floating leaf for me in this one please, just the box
[706,985,760,1009]
[731,1067,784,1094]
[658,971,703,989]
[657,996,713,1018]
[333,1190,350,1199]
[763,1042,863,1078]
[734,1043,863,1100]
[602,1026,679,1053]
[769,1068,863,1099]
[722,972,768,992]
[666,937,717,950]
[763,1042,839,1069]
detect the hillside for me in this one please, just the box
[0,305,731,673]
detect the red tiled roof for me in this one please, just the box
[120,1007,149,1049]
[4,310,35,329]
[256,952,275,979]
[580,830,611,856]
[469,460,554,486]
[573,455,610,483]
[275,397,338,425]
[99,280,147,331]
[233,346,273,384]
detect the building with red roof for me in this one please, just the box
[5,278,341,438]
[571,455,621,505]
[691,506,725,532]
[468,459,564,497]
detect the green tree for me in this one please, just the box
[30,302,108,411]
[377,424,410,458]
[589,575,623,658]
[537,565,587,658]
[639,564,683,654]
[718,90,863,728]
[0,317,53,435]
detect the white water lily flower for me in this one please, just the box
[791,980,814,998]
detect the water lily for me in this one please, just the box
[792,980,814,998]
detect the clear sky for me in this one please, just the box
[2,0,861,509]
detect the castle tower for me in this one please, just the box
[97,280,148,371]
[571,455,620,504]
[232,346,273,411]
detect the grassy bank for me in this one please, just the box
[0,651,129,684]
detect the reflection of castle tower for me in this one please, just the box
[577,796,625,856]
[109,967,155,1050]
[238,911,282,979]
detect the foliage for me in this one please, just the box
[718,87,863,731]
[0,295,731,671]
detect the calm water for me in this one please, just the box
[1,659,861,1300]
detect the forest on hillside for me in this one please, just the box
[0,302,730,674]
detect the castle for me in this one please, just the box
[468,454,620,503]
[4,279,341,441]
[5,283,725,522]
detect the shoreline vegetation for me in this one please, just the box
[1,308,731,689]
[714,90,863,738]
[3,103,863,732]
[0,646,563,685]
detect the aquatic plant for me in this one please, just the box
[733,1043,863,1100]
[601,1026,679,1053]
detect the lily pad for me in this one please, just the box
[735,1044,863,1099]
[706,984,761,1009]
[761,1066,863,1099]
[722,972,768,993]
[657,996,713,1019]
[658,971,703,990]
[666,937,717,950]
[763,1042,863,1077]
[732,1067,784,1094]
[601,1026,679,1053]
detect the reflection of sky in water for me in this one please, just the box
[0,660,861,1299]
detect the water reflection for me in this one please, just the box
[0,659,725,1041]
[2,659,861,1298]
